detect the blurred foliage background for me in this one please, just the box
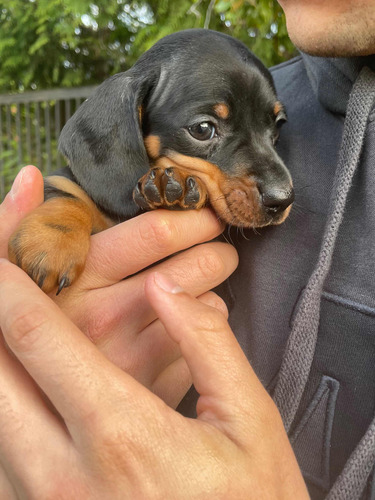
[0,0,296,198]
[0,0,296,93]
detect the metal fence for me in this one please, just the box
[0,86,97,201]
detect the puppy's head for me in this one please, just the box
[59,29,293,226]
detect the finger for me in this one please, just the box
[0,166,44,257]
[0,337,69,493]
[197,290,229,319]
[87,285,229,396]
[0,259,153,433]
[54,241,236,395]
[151,356,191,408]
[150,291,228,408]
[145,272,275,437]
[80,208,224,288]
[79,242,237,346]
[0,465,17,500]
[147,290,228,394]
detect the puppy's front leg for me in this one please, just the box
[8,176,111,294]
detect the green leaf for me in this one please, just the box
[29,33,50,55]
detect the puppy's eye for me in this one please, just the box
[188,122,216,141]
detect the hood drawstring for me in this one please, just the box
[326,417,375,499]
[273,67,375,498]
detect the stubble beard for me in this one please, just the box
[282,2,375,57]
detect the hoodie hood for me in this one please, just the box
[301,53,375,115]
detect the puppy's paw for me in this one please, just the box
[8,207,91,295]
[133,167,208,211]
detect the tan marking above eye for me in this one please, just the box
[144,135,161,159]
[213,103,230,119]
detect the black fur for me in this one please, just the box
[44,179,77,201]
[58,29,291,221]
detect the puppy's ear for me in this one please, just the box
[58,70,157,219]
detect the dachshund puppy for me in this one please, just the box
[8,29,294,294]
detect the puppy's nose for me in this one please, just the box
[261,187,295,214]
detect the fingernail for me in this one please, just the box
[10,167,26,199]
[154,272,184,294]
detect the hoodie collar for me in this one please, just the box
[301,53,375,115]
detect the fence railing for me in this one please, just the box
[0,86,97,201]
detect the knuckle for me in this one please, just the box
[196,306,227,334]
[138,214,175,253]
[96,422,127,452]
[4,305,48,351]
[89,415,139,470]
[196,247,226,282]
[84,302,117,344]
[201,292,229,318]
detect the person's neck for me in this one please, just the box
[301,53,375,115]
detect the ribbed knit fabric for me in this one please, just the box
[327,416,375,499]
[273,67,375,434]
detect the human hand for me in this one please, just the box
[2,167,237,407]
[47,179,237,407]
[0,261,309,500]
[54,208,236,406]
[0,165,44,256]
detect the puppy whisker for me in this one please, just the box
[239,225,250,241]
[291,202,318,217]
[226,224,235,246]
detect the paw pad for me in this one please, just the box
[133,167,207,211]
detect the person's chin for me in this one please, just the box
[288,31,375,58]
[279,3,375,57]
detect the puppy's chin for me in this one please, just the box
[211,186,292,228]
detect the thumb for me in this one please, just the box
[0,166,44,257]
[145,272,276,439]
